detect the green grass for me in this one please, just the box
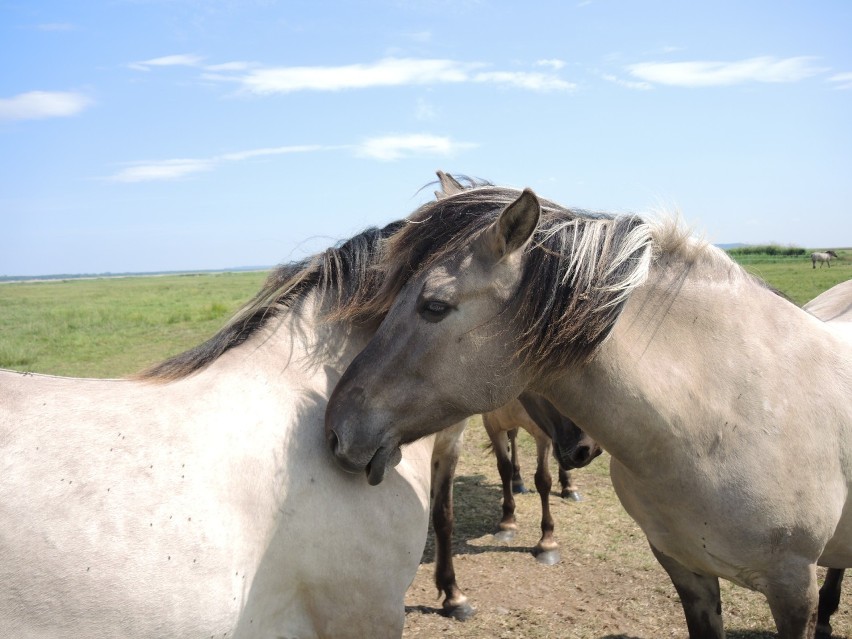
[731,250,850,306]
[0,250,848,379]
[0,271,268,378]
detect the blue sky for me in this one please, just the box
[2,1,850,276]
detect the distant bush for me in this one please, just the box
[726,245,807,257]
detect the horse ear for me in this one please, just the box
[478,188,541,261]
[434,170,465,200]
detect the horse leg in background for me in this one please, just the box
[531,431,560,565]
[763,561,819,639]
[817,568,844,638]
[508,428,528,494]
[483,416,519,542]
[650,544,724,639]
[430,420,475,621]
[557,465,582,501]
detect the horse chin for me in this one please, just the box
[366,445,402,486]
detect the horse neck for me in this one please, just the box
[542,257,810,475]
[208,291,373,386]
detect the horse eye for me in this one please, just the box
[418,300,453,323]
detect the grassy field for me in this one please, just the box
[0,271,267,377]
[0,252,847,378]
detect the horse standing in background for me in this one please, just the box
[481,397,600,565]
[811,250,839,268]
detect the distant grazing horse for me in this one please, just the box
[481,396,600,565]
[0,221,476,638]
[326,183,852,639]
[812,250,839,268]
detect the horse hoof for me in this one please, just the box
[493,529,516,542]
[533,549,561,566]
[443,600,476,621]
[512,483,529,494]
[562,490,582,502]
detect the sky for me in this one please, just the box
[2,0,851,276]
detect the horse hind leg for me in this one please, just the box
[508,428,528,494]
[817,568,844,638]
[484,421,519,542]
[558,466,582,501]
[650,544,724,639]
[430,421,475,621]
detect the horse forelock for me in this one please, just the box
[136,222,401,382]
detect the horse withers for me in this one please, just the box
[325,184,852,639]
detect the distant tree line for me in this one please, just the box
[726,245,808,257]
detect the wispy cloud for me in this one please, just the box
[108,136,473,182]
[828,72,852,90]
[474,70,575,91]
[0,90,92,121]
[108,144,320,183]
[627,56,827,88]
[110,158,217,183]
[602,74,651,91]
[355,134,476,161]
[129,53,205,72]
[536,59,566,71]
[200,57,574,94]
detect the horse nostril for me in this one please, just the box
[327,430,340,455]
[575,446,591,464]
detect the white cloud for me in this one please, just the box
[627,56,827,88]
[110,159,216,183]
[235,58,477,94]
[355,134,476,161]
[602,73,651,91]
[828,72,852,90]
[202,57,574,94]
[474,71,575,91]
[129,54,205,72]
[108,145,322,183]
[536,59,566,71]
[0,90,92,121]
[204,61,257,72]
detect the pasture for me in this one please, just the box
[0,253,849,637]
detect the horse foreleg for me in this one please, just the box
[817,568,844,638]
[532,436,560,565]
[650,544,724,639]
[764,561,818,639]
[430,422,475,621]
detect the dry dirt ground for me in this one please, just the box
[402,418,851,639]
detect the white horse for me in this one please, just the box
[0,222,472,638]
[325,184,852,639]
[811,250,839,268]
